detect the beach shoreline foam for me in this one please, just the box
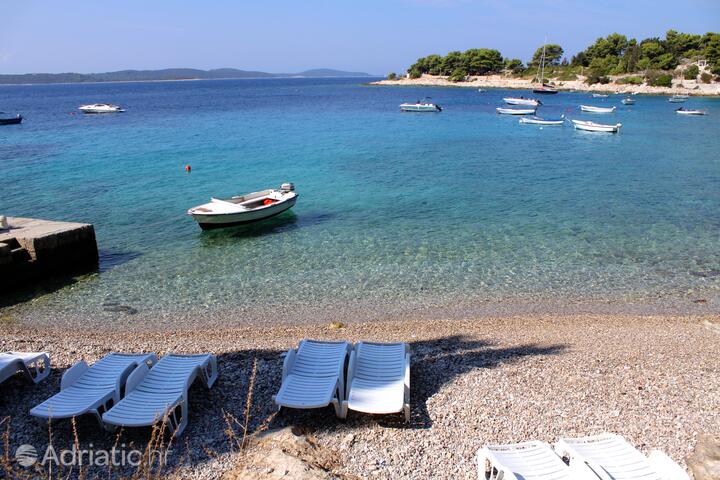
[369,73,720,96]
[1,313,718,478]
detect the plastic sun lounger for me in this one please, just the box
[0,351,51,385]
[555,433,690,480]
[273,339,351,417]
[101,353,218,437]
[477,440,601,480]
[30,353,158,425]
[341,342,410,422]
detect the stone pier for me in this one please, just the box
[0,217,99,290]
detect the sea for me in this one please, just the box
[1,77,719,326]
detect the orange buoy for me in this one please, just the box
[184,165,191,173]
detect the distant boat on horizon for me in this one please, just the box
[79,103,125,114]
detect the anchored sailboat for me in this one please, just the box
[533,38,558,94]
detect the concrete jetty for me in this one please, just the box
[0,217,99,290]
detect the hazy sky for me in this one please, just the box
[1,0,718,75]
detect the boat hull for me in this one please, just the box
[496,108,536,115]
[0,115,22,125]
[399,105,440,112]
[191,196,297,230]
[580,105,616,113]
[519,117,564,125]
[571,120,621,133]
[533,88,558,94]
[503,98,540,106]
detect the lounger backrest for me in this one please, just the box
[556,433,663,480]
[291,340,349,377]
[483,441,572,480]
[354,342,406,380]
[132,354,213,394]
[70,353,155,390]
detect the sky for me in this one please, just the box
[1,0,718,75]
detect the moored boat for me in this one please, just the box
[496,107,536,115]
[571,119,622,133]
[580,105,616,113]
[188,183,298,230]
[621,98,635,105]
[592,93,609,98]
[669,95,689,103]
[399,98,441,112]
[675,107,707,115]
[532,38,559,94]
[0,113,22,125]
[519,115,565,125]
[503,97,542,107]
[78,103,125,114]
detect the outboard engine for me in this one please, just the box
[280,182,295,192]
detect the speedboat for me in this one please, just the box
[676,108,707,115]
[519,115,564,125]
[592,93,609,98]
[621,98,636,105]
[580,105,616,113]
[669,95,689,103]
[496,107,536,115]
[571,119,621,133]
[399,99,441,112]
[503,97,541,107]
[188,183,298,230]
[78,103,125,114]
[0,113,22,125]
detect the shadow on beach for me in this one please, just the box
[0,335,565,478]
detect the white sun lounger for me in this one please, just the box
[30,353,158,425]
[273,339,350,417]
[555,433,689,480]
[0,351,50,385]
[341,342,410,421]
[477,440,601,479]
[101,353,218,437]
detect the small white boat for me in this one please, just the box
[478,88,484,93]
[669,95,689,103]
[503,97,542,107]
[592,93,609,98]
[676,108,707,115]
[621,98,636,105]
[571,119,622,133]
[580,105,616,113]
[188,183,298,230]
[496,107,536,115]
[400,99,441,112]
[78,103,125,114]
[519,115,565,125]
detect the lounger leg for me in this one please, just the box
[403,403,410,423]
[171,400,189,437]
[331,398,342,418]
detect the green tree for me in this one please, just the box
[440,51,465,75]
[530,44,564,67]
[653,52,678,70]
[640,40,665,60]
[387,72,397,80]
[463,48,504,75]
[619,41,640,72]
[448,67,468,82]
[683,64,699,80]
[504,58,524,73]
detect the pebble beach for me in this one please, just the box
[1,313,718,479]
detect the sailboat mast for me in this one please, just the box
[539,36,547,85]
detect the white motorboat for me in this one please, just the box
[580,105,616,113]
[503,97,542,107]
[78,103,125,114]
[669,95,689,103]
[496,107,536,115]
[592,93,609,98]
[399,99,442,112]
[519,115,565,125]
[188,183,298,230]
[571,119,622,133]
[621,98,635,105]
[676,108,707,115]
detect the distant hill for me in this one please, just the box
[0,68,373,85]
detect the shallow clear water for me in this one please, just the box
[2,78,719,321]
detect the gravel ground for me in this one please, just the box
[0,314,718,479]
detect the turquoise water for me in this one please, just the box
[2,78,719,322]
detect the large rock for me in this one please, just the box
[221,427,355,480]
[688,434,720,480]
